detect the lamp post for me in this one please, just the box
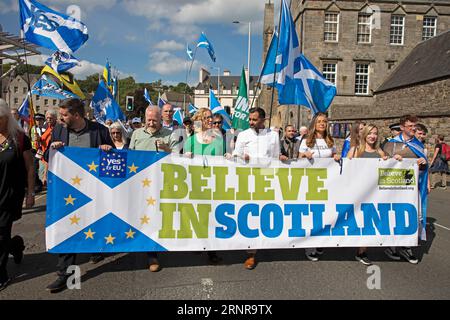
[233,20,251,99]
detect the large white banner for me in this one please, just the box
[46,148,419,253]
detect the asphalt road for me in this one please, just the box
[1,189,449,300]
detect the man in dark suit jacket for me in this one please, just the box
[44,98,114,293]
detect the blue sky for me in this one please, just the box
[1,0,279,86]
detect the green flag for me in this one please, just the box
[232,67,250,130]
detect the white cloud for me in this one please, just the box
[122,0,265,39]
[149,51,198,76]
[0,0,17,14]
[4,0,116,13]
[154,40,184,51]
[125,35,138,42]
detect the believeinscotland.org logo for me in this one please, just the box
[378,169,416,188]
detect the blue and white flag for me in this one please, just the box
[144,88,153,105]
[158,95,167,108]
[19,0,89,53]
[210,90,231,130]
[389,134,428,240]
[45,51,79,73]
[90,80,125,124]
[31,74,78,100]
[18,93,31,122]
[173,107,184,126]
[186,44,193,60]
[260,31,279,86]
[46,147,170,253]
[265,0,336,114]
[112,76,118,100]
[197,32,216,62]
[188,103,198,115]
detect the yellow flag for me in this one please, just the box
[41,65,86,99]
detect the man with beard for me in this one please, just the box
[44,98,114,293]
[280,125,301,161]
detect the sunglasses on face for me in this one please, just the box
[111,131,121,135]
[213,121,222,125]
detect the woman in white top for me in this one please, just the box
[109,122,129,150]
[299,113,341,261]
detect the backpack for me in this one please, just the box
[441,143,450,161]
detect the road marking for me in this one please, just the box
[434,223,450,231]
[201,278,214,299]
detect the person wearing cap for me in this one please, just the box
[380,122,401,149]
[131,117,142,130]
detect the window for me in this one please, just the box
[14,97,18,104]
[322,63,337,85]
[357,13,372,43]
[355,63,370,95]
[390,15,405,45]
[422,17,437,40]
[23,87,27,94]
[14,86,18,93]
[324,12,339,42]
[387,62,396,70]
[44,99,49,106]
[53,99,57,105]
[36,96,40,101]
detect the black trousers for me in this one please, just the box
[0,222,13,282]
[56,253,104,276]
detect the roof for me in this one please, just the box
[161,91,192,106]
[196,75,259,91]
[376,30,450,93]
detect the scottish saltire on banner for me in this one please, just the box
[144,88,153,105]
[45,51,79,73]
[188,103,198,115]
[158,95,167,108]
[232,67,250,130]
[269,0,336,114]
[19,0,88,53]
[209,90,231,130]
[90,80,125,123]
[197,32,216,62]
[47,150,421,253]
[186,44,193,60]
[41,65,85,99]
[31,74,79,99]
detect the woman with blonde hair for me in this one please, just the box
[299,112,340,261]
[347,124,387,265]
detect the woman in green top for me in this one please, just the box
[183,108,223,264]
[184,108,225,156]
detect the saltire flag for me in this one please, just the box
[45,51,79,73]
[173,107,184,126]
[46,147,170,253]
[112,76,118,100]
[188,103,198,115]
[18,93,31,122]
[19,0,88,53]
[144,88,153,105]
[197,32,216,62]
[260,31,279,86]
[232,66,250,130]
[209,89,231,130]
[90,80,125,124]
[263,0,336,114]
[158,94,167,108]
[31,74,79,100]
[186,44,193,60]
[41,65,85,99]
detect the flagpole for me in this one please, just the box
[268,0,283,129]
[184,46,198,114]
[18,38,36,136]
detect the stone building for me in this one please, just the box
[3,74,60,114]
[194,67,260,115]
[260,0,450,131]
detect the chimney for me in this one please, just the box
[223,69,231,76]
[199,67,210,84]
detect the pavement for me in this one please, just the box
[1,188,449,300]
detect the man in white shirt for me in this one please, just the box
[231,107,280,163]
[228,107,280,270]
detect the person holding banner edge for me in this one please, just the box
[299,112,341,261]
[347,124,388,266]
[44,98,115,293]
